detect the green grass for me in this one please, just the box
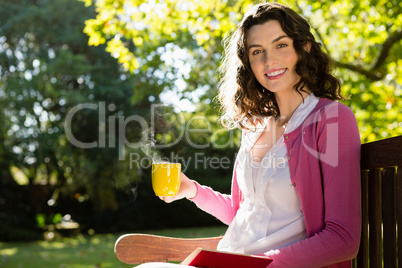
[0,226,226,268]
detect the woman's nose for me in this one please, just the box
[264,51,277,66]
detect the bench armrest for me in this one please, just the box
[114,234,222,264]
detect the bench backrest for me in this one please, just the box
[354,135,402,268]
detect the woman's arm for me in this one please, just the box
[159,169,241,226]
[189,169,242,225]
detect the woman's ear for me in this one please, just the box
[304,42,312,53]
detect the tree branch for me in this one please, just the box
[332,61,384,80]
[372,30,402,70]
[334,29,402,81]
[296,2,402,81]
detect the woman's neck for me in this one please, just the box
[275,90,311,126]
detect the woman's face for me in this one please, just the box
[247,20,300,95]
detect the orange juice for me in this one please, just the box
[152,163,181,196]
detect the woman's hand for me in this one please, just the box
[159,173,197,203]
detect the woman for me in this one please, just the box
[147,2,361,267]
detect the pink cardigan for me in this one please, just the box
[191,98,361,267]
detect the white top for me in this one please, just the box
[217,94,320,255]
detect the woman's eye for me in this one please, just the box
[252,49,263,55]
[277,43,287,48]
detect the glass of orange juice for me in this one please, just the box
[151,162,181,196]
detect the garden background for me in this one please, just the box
[0,0,401,267]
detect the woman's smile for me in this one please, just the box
[265,68,287,80]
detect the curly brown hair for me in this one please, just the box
[218,2,343,129]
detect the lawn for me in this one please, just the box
[0,226,226,268]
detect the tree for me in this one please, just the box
[1,0,230,238]
[82,0,402,143]
[0,0,152,237]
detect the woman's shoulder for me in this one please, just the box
[314,98,356,119]
[300,98,358,133]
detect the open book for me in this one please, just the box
[181,247,273,267]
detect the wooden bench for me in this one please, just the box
[115,135,402,267]
[355,135,402,268]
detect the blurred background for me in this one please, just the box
[0,0,401,266]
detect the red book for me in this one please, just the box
[181,247,273,268]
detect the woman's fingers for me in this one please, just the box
[159,195,177,203]
[158,173,197,203]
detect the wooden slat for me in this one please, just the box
[361,136,402,170]
[382,168,397,268]
[397,168,402,268]
[368,169,382,268]
[114,234,222,264]
[356,170,369,268]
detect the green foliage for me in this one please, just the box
[295,0,402,142]
[36,214,46,228]
[0,0,152,236]
[82,0,402,143]
[0,0,233,238]
[36,213,63,228]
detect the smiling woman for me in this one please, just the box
[137,2,361,268]
[218,3,343,130]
